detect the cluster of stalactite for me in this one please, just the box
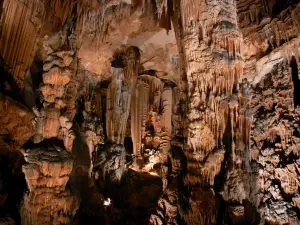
[104,49,185,225]
[0,0,44,89]
[91,45,182,187]
[130,75,175,172]
[1,0,300,224]
[33,37,77,151]
[172,0,254,223]
[20,146,79,225]
[249,45,300,225]
[80,46,186,225]
[76,0,172,48]
[237,0,300,56]
[236,3,300,223]
[91,46,140,184]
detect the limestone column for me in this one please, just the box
[20,146,79,225]
[173,0,250,223]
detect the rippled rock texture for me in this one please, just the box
[20,146,79,225]
[0,0,300,224]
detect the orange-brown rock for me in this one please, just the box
[0,0,44,89]
[21,146,79,225]
[0,94,35,151]
[0,0,300,224]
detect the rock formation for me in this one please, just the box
[20,146,79,225]
[34,39,77,151]
[0,0,300,224]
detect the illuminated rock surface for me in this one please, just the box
[0,0,300,224]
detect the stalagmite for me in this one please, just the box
[33,37,76,151]
[20,146,79,225]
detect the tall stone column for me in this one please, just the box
[33,36,77,152]
[106,46,140,145]
[93,46,140,183]
[22,26,80,225]
[173,0,252,223]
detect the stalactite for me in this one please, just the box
[131,79,149,158]
[160,87,173,137]
[106,68,126,144]
[0,0,44,89]
[47,0,74,26]
[201,148,225,186]
[106,46,140,144]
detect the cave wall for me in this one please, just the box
[0,0,300,225]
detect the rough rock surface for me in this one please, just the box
[0,0,300,224]
[20,146,79,225]
[250,52,300,225]
[0,94,35,151]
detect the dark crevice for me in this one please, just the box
[215,112,232,224]
[272,0,299,16]
[23,138,65,149]
[291,56,300,107]
[271,179,293,202]
[138,69,157,77]
[101,93,108,140]
[0,57,28,108]
[74,95,85,126]
[124,137,133,155]
[0,154,26,225]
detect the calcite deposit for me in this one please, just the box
[0,0,300,224]
[20,146,79,225]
